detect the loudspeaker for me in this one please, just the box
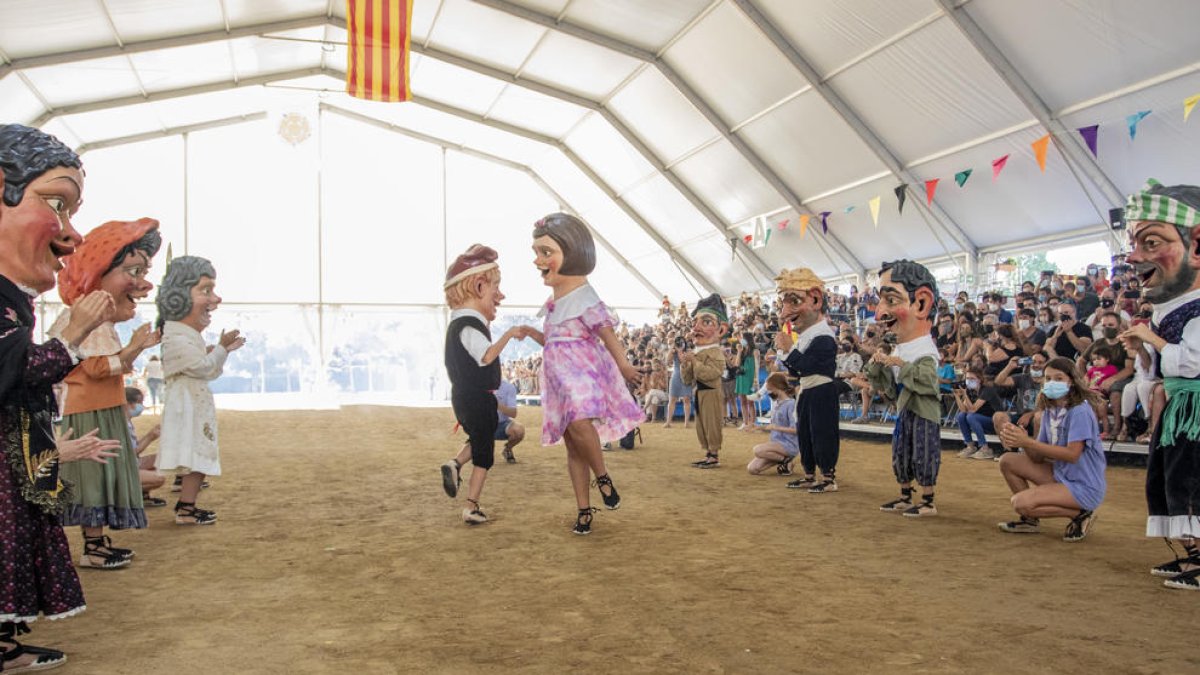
[1109,207,1125,230]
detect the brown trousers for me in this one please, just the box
[695,388,724,452]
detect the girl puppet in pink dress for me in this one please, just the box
[526,213,643,535]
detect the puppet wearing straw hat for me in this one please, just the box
[774,268,840,493]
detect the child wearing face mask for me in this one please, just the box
[746,374,799,475]
[1120,340,1162,443]
[952,366,1005,459]
[124,386,166,507]
[997,357,1105,542]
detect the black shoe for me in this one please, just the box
[441,460,461,498]
[143,494,168,507]
[502,447,516,464]
[572,507,598,536]
[776,460,793,476]
[787,476,816,489]
[594,474,620,510]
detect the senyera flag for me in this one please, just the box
[346,0,412,102]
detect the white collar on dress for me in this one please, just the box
[1152,287,1200,324]
[538,283,601,325]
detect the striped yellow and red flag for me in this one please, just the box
[346,0,412,102]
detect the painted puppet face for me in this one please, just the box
[874,268,934,343]
[532,235,567,289]
[777,288,823,330]
[181,275,221,332]
[475,272,505,322]
[99,250,154,322]
[1127,221,1200,303]
[691,312,727,346]
[0,166,85,293]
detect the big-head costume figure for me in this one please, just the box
[1120,179,1200,590]
[682,294,729,469]
[441,244,526,526]
[871,260,942,517]
[775,268,840,492]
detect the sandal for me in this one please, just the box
[572,507,599,536]
[902,496,938,518]
[1,622,67,673]
[690,453,720,469]
[462,498,488,525]
[593,474,620,510]
[502,447,516,464]
[174,501,217,526]
[79,535,131,569]
[143,494,168,507]
[1151,542,1200,577]
[1164,567,1200,590]
[775,460,793,476]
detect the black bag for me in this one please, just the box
[619,427,641,450]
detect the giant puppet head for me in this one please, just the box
[690,293,729,347]
[58,218,161,322]
[0,124,85,294]
[156,255,218,331]
[1124,179,1200,305]
[532,212,596,290]
[774,267,826,332]
[444,244,504,320]
[875,259,938,343]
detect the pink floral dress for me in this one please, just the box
[539,284,643,445]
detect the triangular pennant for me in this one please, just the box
[868,196,881,227]
[1077,124,1099,157]
[1126,110,1151,140]
[743,234,753,244]
[1185,94,1200,122]
[764,229,772,245]
[924,179,939,206]
[843,205,855,214]
[954,169,973,188]
[894,184,908,214]
[991,154,1010,181]
[818,211,831,234]
[798,214,809,238]
[777,219,789,230]
[1031,134,1051,172]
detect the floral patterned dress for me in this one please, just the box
[0,276,86,623]
[539,284,643,445]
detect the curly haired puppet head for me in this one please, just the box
[155,255,216,330]
[876,259,938,343]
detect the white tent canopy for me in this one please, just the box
[4,0,1200,303]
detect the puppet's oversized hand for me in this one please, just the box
[774,331,793,352]
[60,290,115,347]
[1120,323,1156,346]
[220,329,247,352]
[55,428,120,464]
[619,361,642,385]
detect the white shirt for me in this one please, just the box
[892,334,939,378]
[450,308,491,367]
[1152,287,1200,378]
[788,319,835,356]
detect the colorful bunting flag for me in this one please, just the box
[1186,94,1200,123]
[777,219,789,230]
[894,184,908,214]
[843,205,856,214]
[1126,111,1151,140]
[743,234,753,244]
[798,214,809,238]
[1077,124,1099,157]
[924,179,939,206]
[991,154,1009,181]
[818,211,831,234]
[347,0,414,102]
[868,196,881,227]
[954,169,972,188]
[1031,134,1051,172]
[764,229,772,244]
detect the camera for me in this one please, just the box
[1060,313,1071,322]
[674,337,686,349]
[1017,357,1032,367]
[1124,290,1140,299]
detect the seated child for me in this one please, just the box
[746,373,799,475]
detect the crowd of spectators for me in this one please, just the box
[503,257,1157,451]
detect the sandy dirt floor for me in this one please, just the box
[40,405,1200,674]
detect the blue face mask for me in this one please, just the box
[1041,381,1070,400]
[130,403,145,417]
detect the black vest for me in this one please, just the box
[1151,297,1200,379]
[445,315,501,394]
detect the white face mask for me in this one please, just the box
[1017,319,1030,330]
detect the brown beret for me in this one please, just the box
[444,244,499,289]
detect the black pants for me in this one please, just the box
[796,383,839,476]
[452,390,498,470]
